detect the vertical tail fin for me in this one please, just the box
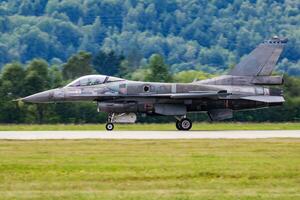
[229,36,288,76]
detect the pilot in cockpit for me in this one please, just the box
[65,75,124,87]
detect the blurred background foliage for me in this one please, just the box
[0,0,299,123]
[0,0,299,74]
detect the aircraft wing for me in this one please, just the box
[168,92,230,99]
[97,91,230,99]
[240,95,285,103]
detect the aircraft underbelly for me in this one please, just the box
[154,104,186,116]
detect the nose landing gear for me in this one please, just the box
[105,113,137,131]
[106,113,115,131]
[106,123,114,131]
[175,117,192,131]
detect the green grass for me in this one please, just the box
[0,122,299,131]
[0,139,299,199]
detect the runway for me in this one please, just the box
[0,130,299,140]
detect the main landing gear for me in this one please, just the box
[105,113,193,131]
[175,117,192,131]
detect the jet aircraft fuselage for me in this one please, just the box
[21,37,287,130]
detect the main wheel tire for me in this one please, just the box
[179,118,192,131]
[176,120,182,130]
[106,123,114,131]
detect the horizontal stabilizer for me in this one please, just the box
[197,75,284,86]
[241,96,285,103]
[251,75,284,85]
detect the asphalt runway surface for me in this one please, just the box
[0,130,299,140]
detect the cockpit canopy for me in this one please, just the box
[65,75,124,87]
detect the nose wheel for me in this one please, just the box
[106,113,115,131]
[176,118,192,131]
[106,123,114,131]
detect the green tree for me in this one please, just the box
[54,21,82,47]
[1,62,25,98]
[26,59,49,79]
[130,68,150,81]
[23,59,50,94]
[93,50,124,76]
[0,63,26,123]
[62,51,94,80]
[0,43,10,65]
[20,27,54,62]
[49,66,63,88]
[145,54,172,82]
[91,16,106,44]
[173,70,213,83]
[23,59,51,123]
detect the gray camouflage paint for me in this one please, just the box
[21,37,287,121]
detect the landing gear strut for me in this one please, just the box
[106,113,115,131]
[175,117,192,131]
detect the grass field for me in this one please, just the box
[0,122,300,131]
[0,139,299,199]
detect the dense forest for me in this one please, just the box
[0,0,299,123]
[0,0,299,75]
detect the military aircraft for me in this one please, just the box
[20,36,287,131]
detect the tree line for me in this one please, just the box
[0,51,299,124]
[0,0,299,76]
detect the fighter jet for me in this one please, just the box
[21,36,287,131]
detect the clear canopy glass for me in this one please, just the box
[65,75,124,87]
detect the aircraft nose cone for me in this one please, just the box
[22,90,52,103]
